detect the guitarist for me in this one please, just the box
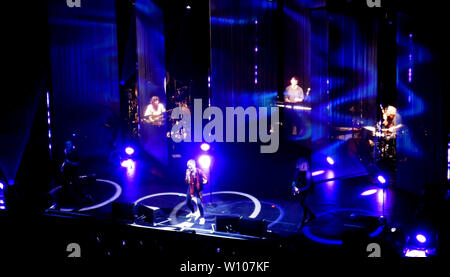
[56,140,92,210]
[144,96,166,126]
[292,158,315,228]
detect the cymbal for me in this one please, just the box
[362,126,376,132]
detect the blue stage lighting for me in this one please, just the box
[404,249,427,257]
[0,182,4,190]
[200,143,210,151]
[311,170,325,176]
[377,175,387,184]
[121,159,135,169]
[125,146,135,156]
[416,233,427,244]
[326,156,334,165]
[198,155,211,169]
[360,189,378,196]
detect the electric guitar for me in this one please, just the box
[292,181,311,195]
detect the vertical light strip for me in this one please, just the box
[46,91,52,156]
[408,34,413,83]
[447,141,450,180]
[254,19,258,85]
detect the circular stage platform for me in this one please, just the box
[302,209,384,245]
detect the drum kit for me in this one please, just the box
[362,123,401,160]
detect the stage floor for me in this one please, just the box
[48,144,419,246]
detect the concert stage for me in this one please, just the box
[1,0,448,267]
[35,141,420,255]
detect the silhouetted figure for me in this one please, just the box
[292,158,315,228]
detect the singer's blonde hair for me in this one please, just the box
[386,106,397,116]
[187,159,196,168]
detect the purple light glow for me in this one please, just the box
[121,159,135,169]
[311,170,325,176]
[360,189,378,196]
[406,250,426,257]
[377,175,387,184]
[254,47,258,52]
[125,147,135,155]
[404,249,426,257]
[46,91,52,154]
[326,157,334,165]
[198,155,212,169]
[200,143,210,151]
[416,234,427,244]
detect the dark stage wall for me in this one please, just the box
[47,0,120,161]
[395,13,447,195]
[0,2,50,182]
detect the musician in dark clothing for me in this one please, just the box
[292,158,315,228]
[185,159,207,225]
[54,140,91,209]
[61,140,79,184]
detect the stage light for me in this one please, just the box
[200,143,210,151]
[311,170,325,176]
[326,157,334,165]
[121,159,135,169]
[416,233,427,244]
[198,155,211,169]
[377,175,387,184]
[186,5,191,9]
[0,182,4,190]
[391,227,396,232]
[404,249,426,257]
[125,146,135,156]
[360,189,378,196]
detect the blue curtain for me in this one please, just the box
[210,0,278,108]
[310,10,378,179]
[396,13,445,194]
[135,0,167,164]
[48,0,120,159]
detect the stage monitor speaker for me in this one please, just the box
[137,204,156,224]
[216,215,240,233]
[112,201,136,221]
[238,217,268,237]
